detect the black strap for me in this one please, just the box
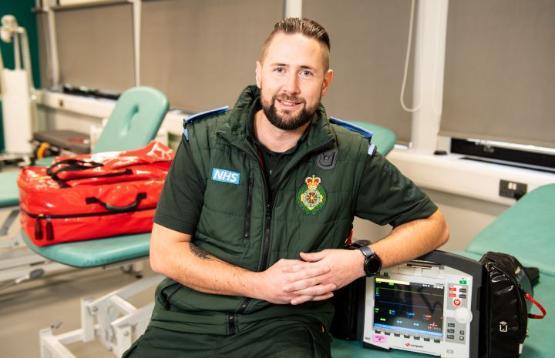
[85,192,147,213]
[47,159,103,187]
[47,159,132,188]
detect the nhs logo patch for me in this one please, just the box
[211,168,240,185]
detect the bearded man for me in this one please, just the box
[125,17,448,358]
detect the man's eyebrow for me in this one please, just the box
[269,63,316,70]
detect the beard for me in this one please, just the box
[261,93,319,131]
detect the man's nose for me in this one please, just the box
[283,72,300,94]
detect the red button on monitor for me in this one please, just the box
[453,298,461,306]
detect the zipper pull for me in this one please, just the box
[34,215,44,240]
[46,216,54,241]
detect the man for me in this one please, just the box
[126,17,448,357]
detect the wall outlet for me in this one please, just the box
[499,180,527,200]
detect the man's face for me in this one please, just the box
[256,33,333,130]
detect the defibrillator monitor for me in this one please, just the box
[363,251,482,357]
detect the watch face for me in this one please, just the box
[365,255,382,276]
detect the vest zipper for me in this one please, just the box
[255,147,273,271]
[228,314,237,334]
[232,150,270,330]
[243,175,254,240]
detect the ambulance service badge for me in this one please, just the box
[297,175,326,214]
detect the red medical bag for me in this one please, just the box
[18,141,174,246]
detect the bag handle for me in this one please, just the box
[47,159,103,187]
[85,192,147,213]
[525,293,547,319]
[47,159,133,187]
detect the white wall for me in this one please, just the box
[421,189,507,252]
[351,188,508,253]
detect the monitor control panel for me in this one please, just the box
[362,251,481,357]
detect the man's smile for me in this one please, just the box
[275,96,304,111]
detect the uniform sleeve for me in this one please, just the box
[355,151,437,227]
[154,138,205,234]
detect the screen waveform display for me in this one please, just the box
[373,278,444,337]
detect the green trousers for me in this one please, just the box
[124,318,332,358]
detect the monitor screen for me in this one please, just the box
[373,277,444,337]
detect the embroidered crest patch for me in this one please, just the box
[297,175,326,214]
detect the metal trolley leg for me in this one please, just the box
[39,274,164,358]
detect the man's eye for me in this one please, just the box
[300,70,313,77]
[274,67,285,73]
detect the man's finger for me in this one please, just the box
[283,271,333,291]
[290,295,314,305]
[299,251,325,262]
[283,276,320,292]
[311,292,334,301]
[287,282,336,295]
[281,262,311,273]
[290,291,334,305]
[282,265,330,279]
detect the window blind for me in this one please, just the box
[54,2,135,93]
[441,0,555,148]
[303,0,416,144]
[140,0,283,111]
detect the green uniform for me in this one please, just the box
[126,85,437,357]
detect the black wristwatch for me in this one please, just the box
[350,240,382,277]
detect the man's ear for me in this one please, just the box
[321,69,334,96]
[255,61,262,88]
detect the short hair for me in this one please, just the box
[260,17,331,70]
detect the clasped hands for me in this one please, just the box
[257,249,365,305]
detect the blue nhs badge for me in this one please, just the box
[211,168,240,185]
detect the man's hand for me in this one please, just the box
[255,259,337,304]
[280,249,365,305]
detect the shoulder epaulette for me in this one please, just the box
[330,116,376,156]
[183,106,229,141]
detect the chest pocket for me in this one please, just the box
[196,169,248,251]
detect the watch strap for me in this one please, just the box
[358,245,374,258]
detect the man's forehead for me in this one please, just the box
[266,33,322,52]
[262,33,328,68]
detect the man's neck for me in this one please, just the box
[253,109,309,153]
